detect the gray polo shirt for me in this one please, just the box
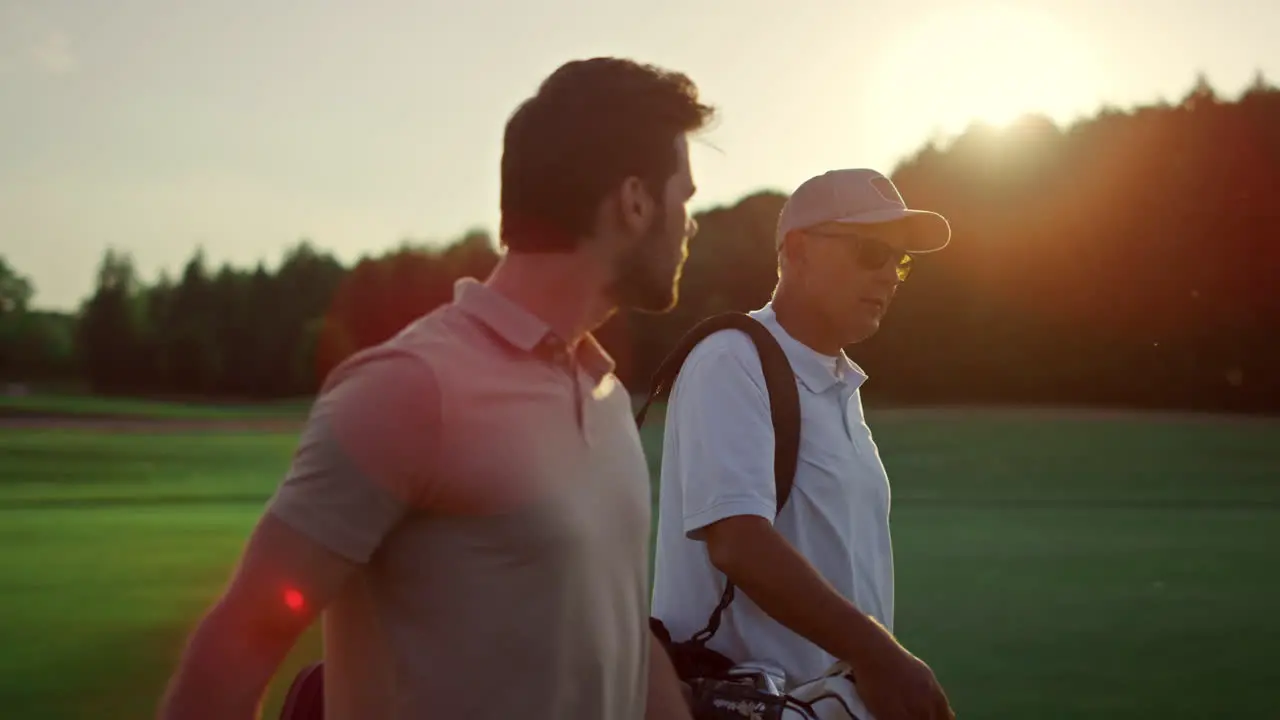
[267,278,653,719]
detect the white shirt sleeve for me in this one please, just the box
[666,330,780,540]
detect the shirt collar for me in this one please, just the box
[753,303,867,394]
[452,278,616,382]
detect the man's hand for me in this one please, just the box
[703,515,954,719]
[847,631,954,720]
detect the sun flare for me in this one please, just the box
[868,5,1104,141]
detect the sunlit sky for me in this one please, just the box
[3,0,1277,311]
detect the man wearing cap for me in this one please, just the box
[650,169,956,719]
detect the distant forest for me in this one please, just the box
[3,74,1277,413]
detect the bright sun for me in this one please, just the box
[868,5,1103,142]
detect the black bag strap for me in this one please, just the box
[635,312,802,648]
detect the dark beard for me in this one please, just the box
[606,208,683,314]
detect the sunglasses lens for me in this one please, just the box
[854,238,912,278]
[896,254,912,282]
[856,239,893,269]
[853,236,913,281]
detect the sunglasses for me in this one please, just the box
[807,231,914,282]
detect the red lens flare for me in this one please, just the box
[283,588,306,613]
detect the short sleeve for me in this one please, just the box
[267,351,442,564]
[666,331,779,540]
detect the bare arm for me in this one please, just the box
[156,514,358,720]
[705,517,952,720]
[703,516,895,668]
[645,630,694,720]
[156,353,441,719]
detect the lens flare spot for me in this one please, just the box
[283,588,306,613]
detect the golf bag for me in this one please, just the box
[782,664,870,719]
[279,662,323,720]
[278,312,804,720]
[688,661,868,720]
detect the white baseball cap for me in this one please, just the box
[775,168,951,253]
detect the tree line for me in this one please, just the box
[2,74,1277,413]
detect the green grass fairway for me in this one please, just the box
[2,408,1278,718]
[0,392,312,421]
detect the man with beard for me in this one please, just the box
[158,57,713,720]
[651,168,957,720]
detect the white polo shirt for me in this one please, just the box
[650,303,895,685]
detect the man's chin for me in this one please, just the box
[616,267,682,314]
[627,287,679,314]
[846,318,882,345]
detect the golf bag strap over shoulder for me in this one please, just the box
[635,311,802,647]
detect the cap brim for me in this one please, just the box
[816,208,951,253]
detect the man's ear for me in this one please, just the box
[780,230,805,268]
[617,176,656,235]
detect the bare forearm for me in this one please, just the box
[646,631,693,720]
[156,606,291,720]
[710,521,894,668]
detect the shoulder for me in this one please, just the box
[321,301,482,398]
[268,348,441,561]
[321,342,442,413]
[668,326,771,413]
[681,327,767,382]
[311,346,444,482]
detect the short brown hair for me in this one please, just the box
[499,57,715,252]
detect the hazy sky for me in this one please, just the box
[2,0,1277,311]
